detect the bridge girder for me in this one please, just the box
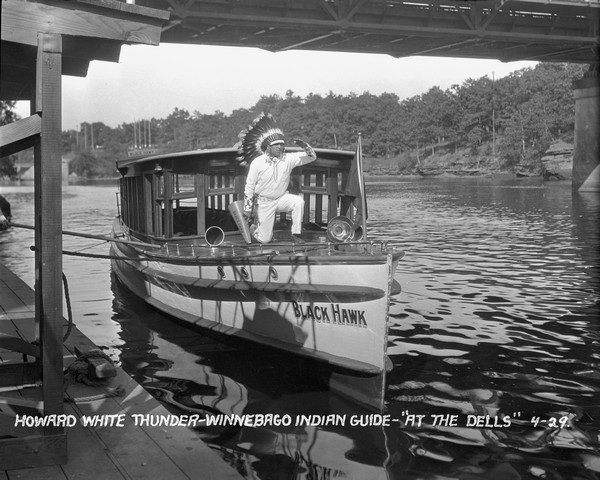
[136,0,599,64]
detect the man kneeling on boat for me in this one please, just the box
[240,114,316,244]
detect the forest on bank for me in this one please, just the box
[0,62,588,178]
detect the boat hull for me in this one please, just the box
[110,227,397,376]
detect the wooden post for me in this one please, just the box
[315,172,323,224]
[144,174,153,234]
[35,32,65,433]
[162,170,174,238]
[152,174,163,237]
[326,168,338,222]
[196,172,207,234]
[303,173,311,221]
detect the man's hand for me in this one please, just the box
[293,138,309,149]
[293,138,316,159]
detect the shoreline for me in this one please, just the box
[1,171,570,186]
[365,172,571,183]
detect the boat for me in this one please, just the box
[110,143,404,408]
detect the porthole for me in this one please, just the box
[269,266,278,280]
[241,267,249,279]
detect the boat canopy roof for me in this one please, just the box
[117,147,355,176]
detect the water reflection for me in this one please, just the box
[110,272,407,479]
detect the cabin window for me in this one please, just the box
[170,173,199,236]
[174,174,197,206]
[205,168,239,232]
[207,169,236,210]
[297,166,341,227]
[121,176,146,233]
[153,171,197,237]
[147,168,241,238]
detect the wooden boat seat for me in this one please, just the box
[172,207,239,236]
[172,207,310,237]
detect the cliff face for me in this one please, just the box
[365,140,575,179]
[540,141,573,180]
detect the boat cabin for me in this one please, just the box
[116,147,361,244]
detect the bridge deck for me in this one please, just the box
[138,0,599,64]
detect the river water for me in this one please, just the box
[1,177,598,479]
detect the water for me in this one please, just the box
[1,177,598,479]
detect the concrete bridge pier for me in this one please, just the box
[572,73,600,192]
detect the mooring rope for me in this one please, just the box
[58,248,282,265]
[62,273,73,342]
[10,222,161,249]
[28,245,151,264]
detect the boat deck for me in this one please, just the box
[0,263,243,479]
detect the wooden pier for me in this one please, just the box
[1,263,243,479]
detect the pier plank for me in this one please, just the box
[0,261,39,389]
[1,263,243,479]
[61,403,128,480]
[64,366,242,480]
[0,433,67,471]
[4,465,66,480]
[70,399,195,480]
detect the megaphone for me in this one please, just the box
[228,200,252,244]
[205,226,225,246]
[326,216,363,243]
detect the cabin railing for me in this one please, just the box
[139,238,401,260]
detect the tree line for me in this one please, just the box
[0,62,587,178]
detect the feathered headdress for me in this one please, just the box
[236,113,285,165]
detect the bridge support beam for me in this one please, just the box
[572,75,600,192]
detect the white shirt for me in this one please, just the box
[244,151,316,209]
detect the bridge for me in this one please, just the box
[138,0,599,64]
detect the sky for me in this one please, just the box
[15,43,537,131]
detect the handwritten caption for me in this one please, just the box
[13,412,572,429]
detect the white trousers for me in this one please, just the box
[253,193,304,243]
